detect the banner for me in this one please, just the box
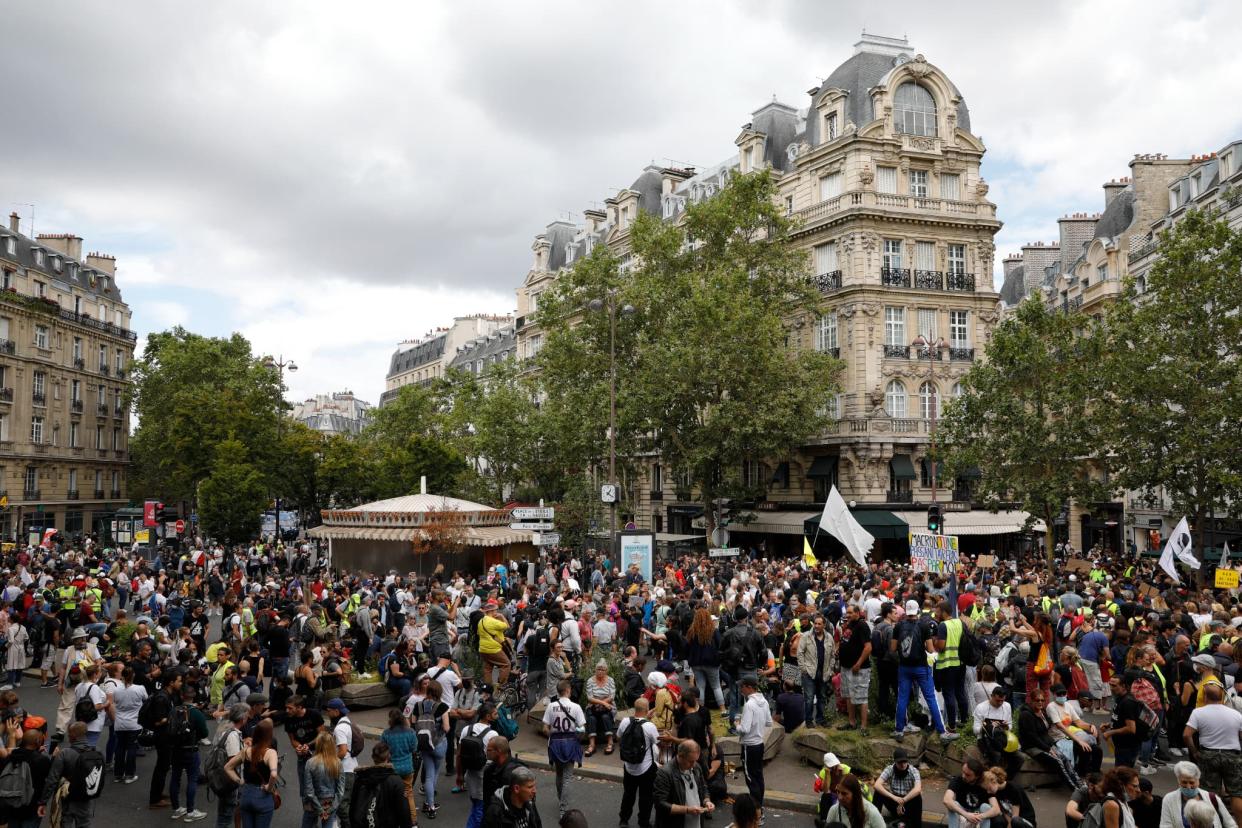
[143,500,158,527]
[619,532,654,583]
[909,532,959,575]
[1216,568,1239,589]
[818,485,875,567]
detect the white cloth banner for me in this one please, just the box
[1166,516,1200,570]
[818,485,875,567]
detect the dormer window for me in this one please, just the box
[748,144,761,171]
[68,263,77,280]
[51,255,62,273]
[893,83,937,137]
[1190,174,1201,198]
[1170,189,1180,211]
[33,249,44,267]
[2,237,12,256]
[825,112,838,141]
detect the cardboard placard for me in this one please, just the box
[977,555,996,569]
[1139,583,1161,598]
[1216,569,1240,589]
[1017,583,1039,599]
[1066,559,1093,574]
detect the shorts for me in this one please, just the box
[1081,660,1106,699]
[841,668,872,705]
[1199,749,1242,797]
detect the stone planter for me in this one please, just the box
[340,682,397,710]
[718,723,785,763]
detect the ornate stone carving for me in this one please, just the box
[977,309,1000,325]
[860,302,881,317]
[906,55,933,79]
[976,178,990,198]
[859,162,874,188]
[868,386,886,416]
[860,233,879,253]
[907,136,937,152]
[844,121,857,136]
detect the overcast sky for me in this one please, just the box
[2,0,1239,405]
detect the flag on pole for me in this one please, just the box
[1167,516,1200,570]
[1158,541,1180,583]
[1221,541,1231,569]
[819,485,875,567]
[803,536,817,570]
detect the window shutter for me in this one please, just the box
[819,172,842,201]
[815,242,838,274]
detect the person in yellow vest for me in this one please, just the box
[1089,567,1106,584]
[814,752,872,816]
[209,645,235,707]
[933,601,970,734]
[1185,654,1224,710]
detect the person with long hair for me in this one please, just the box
[303,731,345,828]
[295,648,320,709]
[728,793,761,828]
[1012,612,1054,699]
[225,718,279,828]
[686,608,725,712]
[380,707,419,817]
[416,681,451,818]
[822,774,885,828]
[1100,766,1139,828]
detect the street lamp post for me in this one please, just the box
[262,354,297,545]
[912,335,947,504]
[588,293,635,543]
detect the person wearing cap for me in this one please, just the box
[737,675,772,810]
[874,748,923,828]
[812,752,854,813]
[324,698,358,828]
[56,627,102,737]
[477,600,512,687]
[1187,653,1226,711]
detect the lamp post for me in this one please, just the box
[588,293,635,543]
[261,354,297,545]
[911,335,947,504]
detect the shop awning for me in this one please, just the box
[921,458,944,480]
[890,455,917,481]
[733,511,818,535]
[770,462,790,485]
[894,509,1044,536]
[656,532,705,544]
[804,510,909,540]
[306,524,533,547]
[807,456,838,479]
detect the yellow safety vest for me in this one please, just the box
[817,766,872,808]
[936,618,963,669]
[58,586,78,610]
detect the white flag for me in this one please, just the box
[1158,540,1180,583]
[819,485,875,567]
[1222,542,1231,569]
[1165,516,1200,570]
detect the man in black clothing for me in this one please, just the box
[350,742,413,828]
[483,766,542,828]
[481,736,527,805]
[284,694,325,802]
[4,727,52,827]
[145,670,184,808]
[187,604,208,656]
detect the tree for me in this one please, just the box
[274,421,325,526]
[317,433,373,509]
[1099,207,1242,552]
[198,438,267,545]
[130,328,283,506]
[939,297,1112,561]
[362,384,470,500]
[536,170,842,538]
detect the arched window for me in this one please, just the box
[894,83,937,137]
[919,381,940,419]
[885,380,907,418]
[951,381,964,400]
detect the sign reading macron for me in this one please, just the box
[909,532,959,575]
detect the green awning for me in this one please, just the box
[890,455,917,481]
[807,456,838,479]
[921,458,944,479]
[770,462,790,485]
[804,509,909,541]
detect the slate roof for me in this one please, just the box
[1092,189,1136,242]
[387,333,446,379]
[0,227,125,304]
[545,222,578,272]
[449,325,516,370]
[629,167,664,217]
[750,103,802,172]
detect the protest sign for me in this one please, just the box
[909,532,959,576]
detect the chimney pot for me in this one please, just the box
[7,213,17,233]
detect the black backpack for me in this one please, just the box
[527,627,552,661]
[74,684,99,724]
[959,624,981,668]
[871,622,896,664]
[168,704,196,748]
[458,723,492,772]
[67,747,106,801]
[896,619,927,667]
[619,717,649,764]
[350,771,386,828]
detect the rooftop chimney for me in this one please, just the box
[1103,177,1129,208]
[7,213,17,233]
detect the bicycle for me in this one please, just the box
[498,668,530,715]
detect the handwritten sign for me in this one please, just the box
[1017,583,1040,599]
[909,533,959,575]
[977,555,996,569]
[1216,569,1240,589]
[1066,559,1093,574]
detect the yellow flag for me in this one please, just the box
[803,536,817,569]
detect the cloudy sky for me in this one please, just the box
[3,0,1240,405]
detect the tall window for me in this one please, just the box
[94,470,102,493]
[34,325,48,349]
[98,344,107,370]
[948,244,966,275]
[815,241,838,274]
[877,167,898,194]
[950,310,969,347]
[919,381,940,419]
[952,382,965,400]
[24,467,36,493]
[816,313,838,352]
[32,372,44,399]
[918,309,938,341]
[893,83,937,137]
[885,380,908,417]
[113,427,121,450]
[941,173,961,201]
[30,416,42,444]
[884,307,906,346]
[825,112,838,141]
[2,238,12,256]
[909,170,928,198]
[0,414,7,441]
[71,379,81,402]
[111,470,119,492]
[95,425,103,449]
[651,463,663,493]
[34,281,45,298]
[73,337,82,362]
[1097,263,1109,283]
[68,469,77,492]
[819,172,842,201]
[70,422,79,447]
[915,241,935,271]
[824,392,842,419]
[883,239,903,270]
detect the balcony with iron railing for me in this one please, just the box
[887,489,915,504]
[67,489,79,500]
[71,399,83,413]
[31,392,45,406]
[811,270,842,292]
[57,308,138,342]
[882,344,909,358]
[98,364,110,376]
[945,271,976,292]
[93,488,105,499]
[791,188,998,233]
[0,340,13,355]
[96,403,108,415]
[881,267,911,287]
[0,388,11,403]
[110,489,122,499]
[116,369,127,380]
[949,347,975,361]
[22,489,39,500]
[73,357,85,369]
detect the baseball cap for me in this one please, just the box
[324,698,350,714]
[822,752,841,768]
[892,747,909,763]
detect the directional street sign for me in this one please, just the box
[511,521,555,531]
[709,547,741,558]
[533,532,561,546]
[511,507,555,520]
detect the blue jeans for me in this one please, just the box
[271,657,289,684]
[948,812,991,828]
[421,739,447,807]
[802,674,830,726]
[239,784,275,828]
[387,678,412,697]
[170,749,201,810]
[896,664,946,734]
[693,666,725,710]
[467,798,484,828]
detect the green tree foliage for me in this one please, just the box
[274,421,325,525]
[361,384,470,500]
[939,297,1111,559]
[197,438,267,545]
[1099,208,1242,548]
[317,433,373,509]
[129,328,283,506]
[536,170,841,536]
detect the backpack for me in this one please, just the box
[341,717,365,758]
[619,717,649,764]
[378,652,394,680]
[527,627,552,661]
[995,641,1017,675]
[1079,795,1117,828]
[204,728,239,796]
[896,620,926,667]
[168,704,196,748]
[872,622,896,664]
[66,747,106,801]
[0,758,32,808]
[494,704,520,740]
[959,625,981,668]
[414,700,443,752]
[458,723,492,772]
[74,684,99,724]
[349,771,386,828]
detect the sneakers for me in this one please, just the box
[940,731,961,742]
[40,679,58,688]
[198,738,211,746]
[891,731,905,741]
[903,723,922,733]
[1138,763,1158,776]
[124,775,139,784]
[184,810,207,822]
[171,808,188,819]
[1169,748,1187,757]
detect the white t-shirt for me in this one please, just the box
[335,717,358,774]
[542,698,586,737]
[1188,704,1242,751]
[429,665,461,702]
[459,721,498,752]
[616,716,660,775]
[112,683,148,732]
[74,682,107,733]
[593,619,617,645]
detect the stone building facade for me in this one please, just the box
[515,34,1005,539]
[380,314,512,406]
[0,213,136,541]
[290,392,373,437]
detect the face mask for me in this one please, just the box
[1055,695,1068,704]
[1181,787,1198,799]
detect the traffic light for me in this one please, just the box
[927,504,943,535]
